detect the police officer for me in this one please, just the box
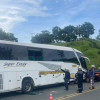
[76,67,83,93]
[61,68,70,90]
[90,65,95,89]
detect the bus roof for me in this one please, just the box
[0,40,81,53]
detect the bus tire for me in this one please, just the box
[22,79,33,93]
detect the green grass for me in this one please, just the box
[52,38,100,68]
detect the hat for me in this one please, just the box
[91,65,95,68]
[65,68,69,71]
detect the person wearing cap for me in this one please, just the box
[75,67,83,93]
[61,68,70,90]
[90,65,95,89]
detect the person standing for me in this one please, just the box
[61,68,70,90]
[90,65,95,89]
[76,67,83,93]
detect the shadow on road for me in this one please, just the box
[0,83,64,99]
[0,91,24,99]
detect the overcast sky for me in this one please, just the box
[0,0,100,42]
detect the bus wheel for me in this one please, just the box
[22,79,33,93]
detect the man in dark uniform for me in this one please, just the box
[61,68,70,90]
[76,67,83,93]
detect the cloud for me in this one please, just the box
[0,0,49,32]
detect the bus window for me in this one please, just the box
[0,46,13,60]
[43,49,62,61]
[43,48,79,64]
[28,48,43,61]
[63,51,79,64]
[0,43,28,60]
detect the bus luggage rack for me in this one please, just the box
[0,74,3,90]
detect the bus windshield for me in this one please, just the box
[76,52,87,70]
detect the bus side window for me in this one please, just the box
[29,56,35,60]
[28,48,43,61]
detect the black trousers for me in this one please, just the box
[64,79,69,90]
[78,81,83,92]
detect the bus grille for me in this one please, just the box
[0,74,3,90]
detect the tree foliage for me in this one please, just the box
[79,22,95,38]
[0,28,18,42]
[31,30,53,44]
[96,30,100,41]
[62,25,77,42]
[52,26,61,42]
[31,22,95,44]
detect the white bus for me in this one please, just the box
[0,40,89,93]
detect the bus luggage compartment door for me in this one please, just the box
[0,73,3,91]
[7,72,17,90]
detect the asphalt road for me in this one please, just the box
[0,82,100,100]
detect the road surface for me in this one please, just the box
[0,82,100,100]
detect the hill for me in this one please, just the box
[52,38,100,68]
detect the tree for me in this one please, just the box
[0,28,18,42]
[6,33,18,42]
[52,25,77,42]
[31,22,95,44]
[61,25,77,42]
[76,25,82,38]
[31,30,53,44]
[52,26,61,42]
[96,30,100,41]
[79,22,95,38]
